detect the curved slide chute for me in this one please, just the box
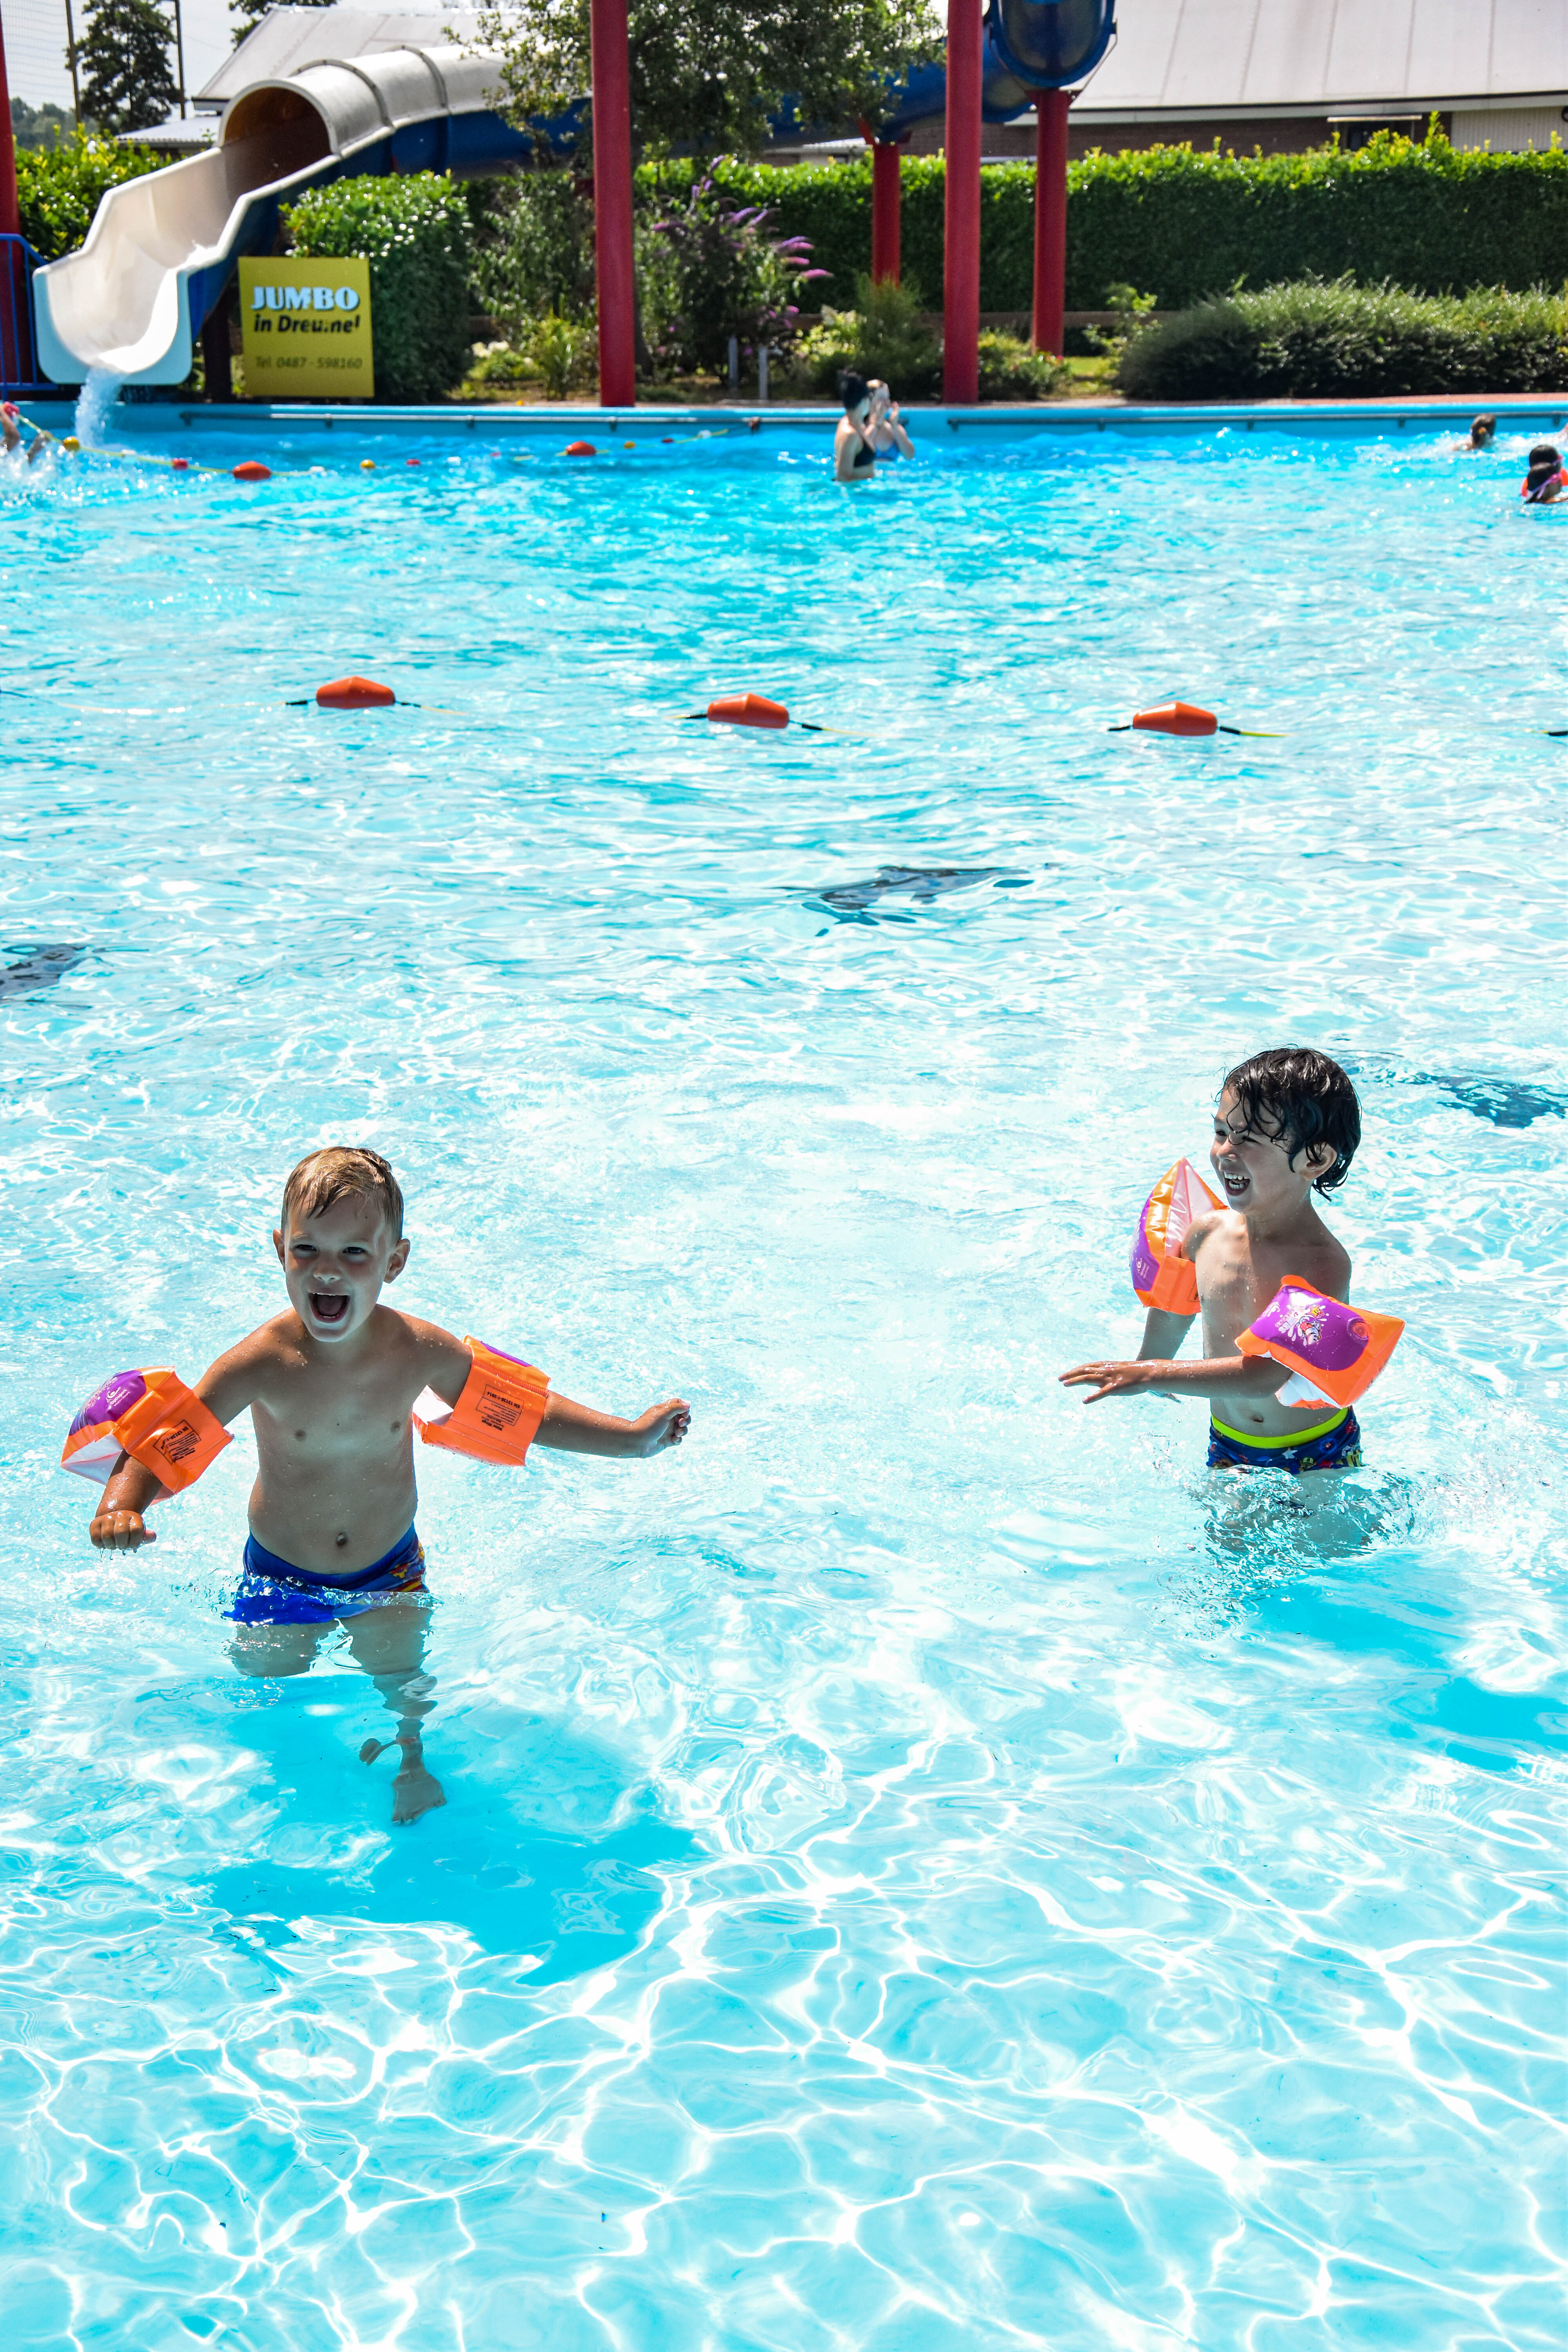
[33,44,531,385]
[983,0,1116,92]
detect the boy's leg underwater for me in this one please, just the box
[345,1602,445,1826]
[227,1621,330,1679]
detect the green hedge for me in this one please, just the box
[1117,279,1568,400]
[640,129,1568,313]
[16,131,167,259]
[285,171,473,401]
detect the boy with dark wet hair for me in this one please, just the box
[87,1145,690,1822]
[1061,1049,1367,1475]
[1521,444,1566,503]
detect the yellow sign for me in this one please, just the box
[238,257,374,400]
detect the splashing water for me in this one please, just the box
[73,364,124,447]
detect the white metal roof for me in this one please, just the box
[1076,0,1568,118]
[197,1,1568,122]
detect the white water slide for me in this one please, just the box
[33,43,526,385]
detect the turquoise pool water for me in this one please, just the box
[2,403,1564,2350]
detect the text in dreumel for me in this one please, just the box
[238,258,374,400]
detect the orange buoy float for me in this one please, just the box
[171,458,189,471]
[232,460,271,482]
[564,440,597,456]
[1109,699,1279,740]
[1132,701,1218,737]
[705,693,790,729]
[315,676,397,710]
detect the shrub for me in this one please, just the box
[1115,277,1568,400]
[636,172,822,377]
[524,312,597,397]
[1071,128,1568,309]
[976,330,1067,399]
[285,171,472,401]
[470,169,597,332]
[638,126,1568,315]
[791,285,1065,400]
[15,129,165,259]
[793,274,942,394]
[465,339,536,388]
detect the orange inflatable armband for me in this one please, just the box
[1237,1278,1404,1410]
[61,1367,232,1496]
[1130,1158,1222,1314]
[413,1337,550,1467]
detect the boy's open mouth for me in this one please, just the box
[310,1291,350,1324]
[1219,1169,1250,1200]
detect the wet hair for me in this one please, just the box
[1469,413,1495,443]
[1525,444,1562,491]
[281,1145,404,1240]
[839,370,869,412]
[1219,1048,1361,1195]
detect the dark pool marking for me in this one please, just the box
[1419,1074,1568,1127]
[803,866,1031,922]
[1343,1055,1568,1129]
[0,943,87,998]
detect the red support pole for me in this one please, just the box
[0,7,21,238]
[870,140,901,284]
[589,0,636,407]
[943,0,982,404]
[1031,89,1070,355]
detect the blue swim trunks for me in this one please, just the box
[226,1525,428,1626]
[1207,1408,1362,1475]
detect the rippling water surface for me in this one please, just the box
[2,407,1564,2349]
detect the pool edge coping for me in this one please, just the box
[20,392,1568,437]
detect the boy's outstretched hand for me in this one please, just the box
[90,1507,157,1550]
[631,1398,691,1454]
[1059,1360,1158,1405]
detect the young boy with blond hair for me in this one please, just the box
[85,1145,689,1822]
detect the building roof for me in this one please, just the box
[196,0,1568,127]
[1076,0,1568,120]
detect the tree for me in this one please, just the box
[230,0,334,42]
[11,98,77,152]
[76,0,181,135]
[477,0,942,161]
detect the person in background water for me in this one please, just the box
[1464,413,1496,450]
[834,371,878,482]
[867,380,916,461]
[1520,443,1567,503]
[2,401,56,464]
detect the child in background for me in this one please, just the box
[1520,444,1566,503]
[86,1147,690,1822]
[1463,414,1496,451]
[1060,1049,1366,1476]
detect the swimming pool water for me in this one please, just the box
[2,406,1564,2349]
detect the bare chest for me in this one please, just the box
[252,1359,419,1465]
